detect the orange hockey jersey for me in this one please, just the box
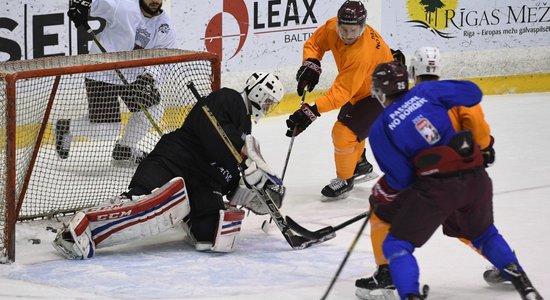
[302,17,394,113]
[448,105,492,149]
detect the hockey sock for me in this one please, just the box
[71,116,121,140]
[383,234,420,299]
[471,224,520,280]
[371,214,390,265]
[119,104,163,147]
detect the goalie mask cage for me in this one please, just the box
[0,49,220,262]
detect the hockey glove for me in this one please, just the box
[126,73,161,110]
[68,0,92,28]
[285,103,320,137]
[391,48,406,66]
[241,135,283,190]
[296,58,321,96]
[481,135,495,167]
[228,182,285,215]
[370,176,399,205]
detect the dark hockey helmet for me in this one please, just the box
[338,0,367,26]
[371,62,409,104]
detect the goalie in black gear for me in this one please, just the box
[52,72,286,259]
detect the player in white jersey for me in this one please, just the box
[55,0,176,164]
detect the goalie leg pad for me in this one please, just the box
[52,211,95,260]
[211,207,246,252]
[85,177,190,248]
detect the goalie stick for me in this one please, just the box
[261,90,308,233]
[200,104,335,249]
[285,210,371,240]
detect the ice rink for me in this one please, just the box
[0,92,549,300]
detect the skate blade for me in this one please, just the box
[355,287,397,300]
[320,191,351,202]
[353,171,379,184]
[111,159,139,168]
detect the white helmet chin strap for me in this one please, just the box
[241,91,262,123]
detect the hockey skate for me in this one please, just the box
[503,263,543,300]
[483,266,511,287]
[353,149,379,184]
[112,142,148,165]
[355,264,396,300]
[55,119,73,159]
[321,178,354,201]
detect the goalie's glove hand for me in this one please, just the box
[68,0,92,28]
[241,135,283,190]
[242,157,282,190]
[127,73,161,108]
[370,176,399,205]
[228,183,285,215]
[296,58,321,96]
[285,103,320,137]
[481,135,495,167]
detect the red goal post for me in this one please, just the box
[0,49,220,262]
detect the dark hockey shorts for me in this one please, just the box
[85,78,159,123]
[337,96,384,141]
[373,168,494,247]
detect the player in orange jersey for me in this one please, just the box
[285,0,395,200]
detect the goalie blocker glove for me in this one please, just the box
[68,0,92,28]
[296,58,321,96]
[285,103,320,137]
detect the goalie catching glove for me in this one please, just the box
[229,135,285,214]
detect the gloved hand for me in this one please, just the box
[285,103,320,137]
[481,135,495,167]
[370,176,399,205]
[228,183,285,215]
[68,0,92,28]
[127,73,161,108]
[296,58,321,96]
[241,135,283,190]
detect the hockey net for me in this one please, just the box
[0,49,220,262]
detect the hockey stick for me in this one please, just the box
[201,104,335,249]
[261,90,308,233]
[82,23,164,136]
[285,210,371,240]
[281,90,307,180]
[321,205,377,300]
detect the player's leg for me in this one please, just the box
[465,169,543,299]
[52,177,190,259]
[383,176,462,299]
[180,180,245,253]
[320,121,357,201]
[55,79,122,159]
[115,74,163,163]
[337,97,383,183]
[355,190,413,300]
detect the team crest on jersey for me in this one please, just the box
[415,118,440,144]
[159,23,170,34]
[134,28,151,49]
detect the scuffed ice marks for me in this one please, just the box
[6,232,372,299]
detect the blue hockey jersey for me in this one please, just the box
[369,80,483,190]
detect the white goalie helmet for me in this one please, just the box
[409,46,442,80]
[244,72,284,123]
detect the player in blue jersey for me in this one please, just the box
[364,61,542,300]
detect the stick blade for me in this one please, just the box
[285,216,335,240]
